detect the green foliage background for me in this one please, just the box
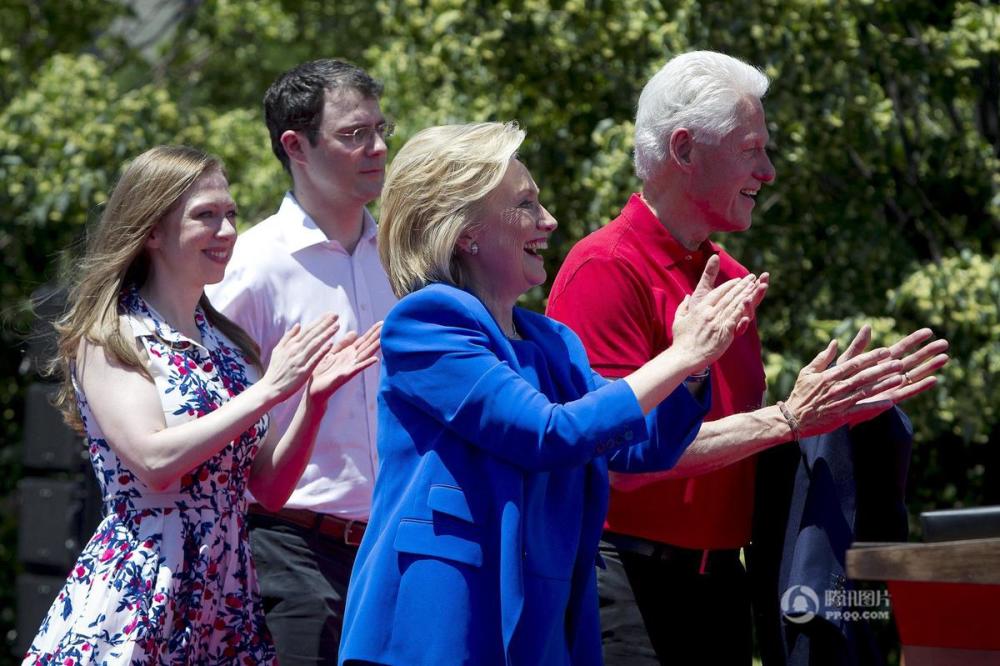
[1,0,997,658]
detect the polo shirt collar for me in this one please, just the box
[622,193,721,269]
[279,192,378,254]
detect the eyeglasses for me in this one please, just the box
[333,121,395,146]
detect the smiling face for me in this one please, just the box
[686,96,775,235]
[461,159,558,306]
[299,88,388,207]
[145,169,238,289]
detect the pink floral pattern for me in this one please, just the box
[23,288,275,665]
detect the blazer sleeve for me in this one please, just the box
[381,289,650,472]
[605,374,711,473]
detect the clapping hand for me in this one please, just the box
[671,255,768,370]
[840,325,949,409]
[307,321,384,405]
[782,325,949,438]
[261,314,342,401]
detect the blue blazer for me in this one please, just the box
[339,284,709,666]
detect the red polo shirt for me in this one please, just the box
[547,194,766,549]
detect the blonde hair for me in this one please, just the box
[52,145,260,431]
[378,122,525,297]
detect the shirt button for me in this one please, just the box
[685,254,693,261]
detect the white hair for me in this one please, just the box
[634,51,770,181]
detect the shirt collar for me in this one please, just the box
[621,193,721,269]
[279,192,378,254]
[360,208,378,243]
[120,286,208,352]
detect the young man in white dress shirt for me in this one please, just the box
[206,59,397,665]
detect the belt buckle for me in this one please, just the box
[343,519,364,546]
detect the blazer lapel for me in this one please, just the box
[513,309,591,400]
[457,289,524,374]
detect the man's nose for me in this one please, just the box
[757,152,776,184]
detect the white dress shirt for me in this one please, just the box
[206,193,397,519]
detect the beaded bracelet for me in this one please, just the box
[685,368,711,383]
[776,400,802,441]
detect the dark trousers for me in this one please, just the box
[599,536,752,666]
[250,513,360,666]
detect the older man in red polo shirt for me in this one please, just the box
[547,51,946,665]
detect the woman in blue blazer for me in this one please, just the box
[338,122,764,665]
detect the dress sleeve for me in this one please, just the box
[382,289,651,472]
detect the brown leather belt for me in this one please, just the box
[248,505,367,546]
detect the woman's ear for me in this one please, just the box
[145,223,163,250]
[454,230,478,255]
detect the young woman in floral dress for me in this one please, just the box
[23,145,382,665]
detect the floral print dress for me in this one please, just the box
[24,288,276,665]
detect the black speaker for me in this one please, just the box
[22,383,85,472]
[14,283,105,660]
[15,573,69,656]
[16,478,92,570]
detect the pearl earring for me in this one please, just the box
[469,242,479,255]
